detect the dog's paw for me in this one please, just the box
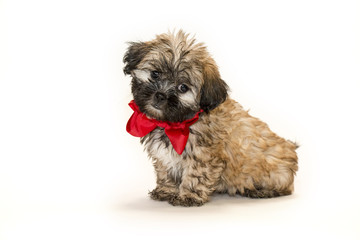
[168,195,205,207]
[149,188,177,201]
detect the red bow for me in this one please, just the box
[126,100,203,155]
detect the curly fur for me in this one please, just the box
[124,30,298,207]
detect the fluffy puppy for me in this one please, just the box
[124,30,298,207]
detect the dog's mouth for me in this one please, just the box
[151,103,163,110]
[135,95,199,123]
[145,104,165,120]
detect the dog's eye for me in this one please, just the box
[150,71,160,79]
[177,84,189,93]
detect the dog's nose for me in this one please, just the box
[154,92,166,103]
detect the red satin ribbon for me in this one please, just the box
[126,100,203,154]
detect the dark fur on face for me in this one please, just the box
[123,32,228,122]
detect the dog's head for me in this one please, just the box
[123,30,228,122]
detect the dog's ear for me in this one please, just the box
[123,42,151,75]
[200,60,229,112]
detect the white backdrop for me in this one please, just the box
[1,0,359,239]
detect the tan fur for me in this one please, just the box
[126,30,298,206]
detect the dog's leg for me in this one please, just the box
[149,159,179,201]
[242,187,292,198]
[168,158,225,207]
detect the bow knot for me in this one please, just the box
[126,100,203,154]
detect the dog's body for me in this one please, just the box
[124,31,298,206]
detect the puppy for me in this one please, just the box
[124,30,298,207]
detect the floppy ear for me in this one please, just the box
[200,60,229,112]
[123,42,151,75]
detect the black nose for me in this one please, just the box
[154,92,166,103]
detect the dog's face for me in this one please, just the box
[123,31,228,122]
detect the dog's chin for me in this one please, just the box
[141,103,199,123]
[144,104,165,121]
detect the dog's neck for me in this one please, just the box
[126,100,203,154]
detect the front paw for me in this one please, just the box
[168,195,205,207]
[149,187,177,201]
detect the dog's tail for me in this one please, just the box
[289,140,300,149]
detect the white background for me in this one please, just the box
[1,0,359,239]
